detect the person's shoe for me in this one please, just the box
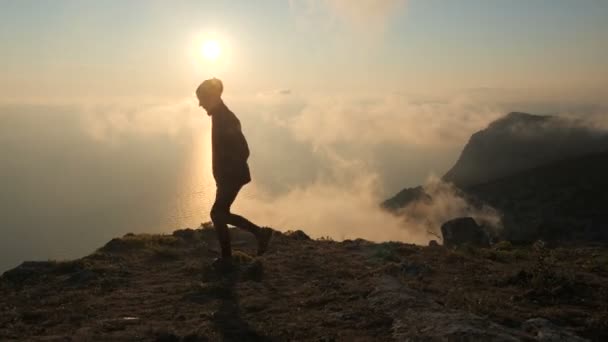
[256,227,273,256]
[211,257,234,273]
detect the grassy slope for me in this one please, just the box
[1,227,607,341]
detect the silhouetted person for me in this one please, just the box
[196,78,272,270]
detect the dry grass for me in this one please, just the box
[1,229,607,340]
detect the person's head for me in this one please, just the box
[196,78,223,114]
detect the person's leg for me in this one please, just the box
[218,184,261,235]
[210,186,235,259]
[221,184,273,255]
[226,212,261,235]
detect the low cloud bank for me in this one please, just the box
[73,95,505,244]
[281,94,505,149]
[396,177,502,240]
[236,154,433,244]
[235,172,502,245]
[1,92,606,272]
[48,95,608,239]
[239,174,432,244]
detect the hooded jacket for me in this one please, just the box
[210,102,251,187]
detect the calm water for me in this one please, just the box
[0,103,218,272]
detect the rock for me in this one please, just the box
[65,269,98,287]
[1,261,55,285]
[399,262,432,277]
[20,309,48,323]
[522,318,587,341]
[341,238,371,250]
[232,251,255,264]
[240,260,264,282]
[99,316,140,332]
[200,221,214,230]
[368,275,529,341]
[441,217,490,248]
[428,240,440,247]
[285,230,311,241]
[493,240,513,251]
[155,332,180,342]
[172,228,198,241]
[100,237,146,253]
[182,333,209,342]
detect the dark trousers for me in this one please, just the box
[210,183,260,258]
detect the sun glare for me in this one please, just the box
[201,40,221,61]
[191,33,232,72]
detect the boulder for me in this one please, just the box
[172,228,198,241]
[441,217,490,248]
[285,230,311,241]
[1,261,55,285]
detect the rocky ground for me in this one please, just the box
[1,226,607,341]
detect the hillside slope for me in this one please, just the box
[467,150,608,241]
[2,227,607,341]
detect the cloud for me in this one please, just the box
[560,108,608,132]
[283,93,504,150]
[234,155,502,246]
[235,154,433,244]
[255,89,292,98]
[76,97,467,244]
[3,90,606,272]
[80,100,204,145]
[395,176,502,240]
[228,90,510,244]
[228,91,607,245]
[289,0,406,35]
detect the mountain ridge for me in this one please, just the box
[443,112,608,189]
[384,112,608,241]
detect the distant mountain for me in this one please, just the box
[383,112,608,241]
[443,112,608,189]
[381,186,431,212]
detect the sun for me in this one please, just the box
[201,40,221,61]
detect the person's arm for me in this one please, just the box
[217,119,249,163]
[229,126,249,162]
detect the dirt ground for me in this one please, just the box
[1,227,607,341]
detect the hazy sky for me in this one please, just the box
[1,1,608,271]
[1,0,607,101]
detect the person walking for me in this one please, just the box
[196,78,272,270]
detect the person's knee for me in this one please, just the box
[210,207,228,224]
